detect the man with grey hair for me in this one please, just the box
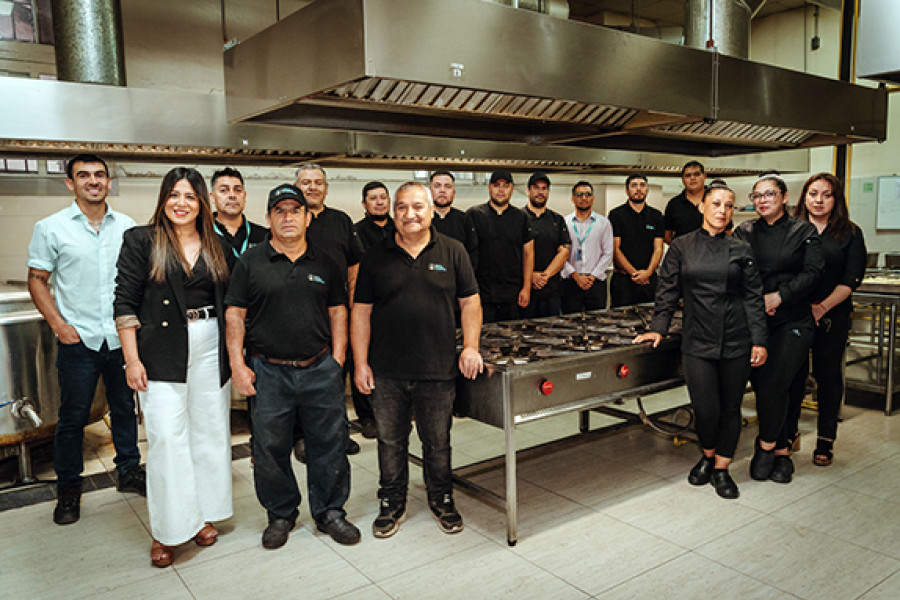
[294,163,365,459]
[352,181,483,538]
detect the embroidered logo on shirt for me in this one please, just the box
[428,263,447,272]
[308,273,325,285]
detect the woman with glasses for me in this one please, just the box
[635,181,767,499]
[784,173,866,466]
[114,167,234,567]
[734,172,823,484]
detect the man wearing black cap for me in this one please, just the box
[608,174,665,308]
[430,171,478,269]
[465,170,535,323]
[225,184,360,550]
[521,172,570,318]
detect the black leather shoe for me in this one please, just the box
[710,469,740,499]
[53,486,82,525]
[346,438,360,455]
[688,455,715,486]
[262,517,295,549]
[117,465,147,496]
[316,511,361,545]
[750,438,775,481]
[769,455,794,484]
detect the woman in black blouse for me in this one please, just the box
[734,173,823,485]
[115,167,234,567]
[785,173,866,466]
[635,181,767,499]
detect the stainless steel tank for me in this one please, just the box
[0,284,107,447]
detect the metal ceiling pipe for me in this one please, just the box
[51,0,126,85]
[684,0,766,59]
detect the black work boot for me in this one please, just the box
[750,437,775,481]
[53,485,82,525]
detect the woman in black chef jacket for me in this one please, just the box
[784,173,866,467]
[634,181,768,499]
[733,172,824,484]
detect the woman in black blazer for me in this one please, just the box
[115,167,234,568]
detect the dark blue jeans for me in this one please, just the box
[55,340,140,487]
[372,378,455,504]
[250,354,350,522]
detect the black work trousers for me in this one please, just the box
[609,272,657,308]
[750,321,814,448]
[683,353,752,459]
[785,310,850,442]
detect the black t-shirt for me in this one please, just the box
[663,191,703,240]
[466,202,535,303]
[213,215,269,258]
[355,215,394,252]
[354,228,479,380]
[225,241,347,359]
[433,207,479,269]
[307,206,364,276]
[608,202,665,270]
[525,206,571,300]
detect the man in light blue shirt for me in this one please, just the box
[561,181,614,312]
[27,154,145,526]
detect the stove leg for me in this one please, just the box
[503,376,517,546]
[17,441,37,484]
[578,410,590,433]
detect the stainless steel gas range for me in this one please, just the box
[455,305,684,545]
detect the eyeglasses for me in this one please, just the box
[573,192,593,198]
[748,190,781,201]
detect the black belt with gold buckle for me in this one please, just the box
[252,346,329,368]
[186,306,216,322]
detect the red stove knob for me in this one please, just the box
[539,379,554,395]
[616,364,629,379]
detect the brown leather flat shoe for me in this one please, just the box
[194,522,218,547]
[150,540,174,568]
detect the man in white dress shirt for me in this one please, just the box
[560,181,614,313]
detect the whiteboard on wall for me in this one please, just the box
[877,176,900,230]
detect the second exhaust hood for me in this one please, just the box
[224,0,887,158]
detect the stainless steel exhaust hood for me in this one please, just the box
[224,0,887,157]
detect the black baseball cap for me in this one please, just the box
[489,169,514,185]
[267,183,306,211]
[528,172,550,187]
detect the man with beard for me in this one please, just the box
[27,154,145,525]
[352,182,482,538]
[210,167,268,258]
[294,164,365,459]
[664,161,708,244]
[521,172,570,318]
[350,181,394,439]
[561,181,614,313]
[608,174,664,308]
[430,171,478,269]
[466,170,535,323]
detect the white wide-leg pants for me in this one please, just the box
[140,318,233,546]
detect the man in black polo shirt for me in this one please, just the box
[521,172,570,318]
[608,173,665,308]
[295,163,364,457]
[466,169,535,323]
[430,170,478,269]
[664,160,707,244]
[352,181,482,538]
[225,184,360,550]
[350,180,394,440]
[211,167,269,258]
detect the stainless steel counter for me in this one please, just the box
[848,274,900,414]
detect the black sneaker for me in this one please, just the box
[262,517,295,549]
[117,465,147,496]
[346,437,360,455]
[316,510,361,545]
[429,493,464,534]
[372,498,406,539]
[53,486,82,525]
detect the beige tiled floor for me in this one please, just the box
[3,388,900,599]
